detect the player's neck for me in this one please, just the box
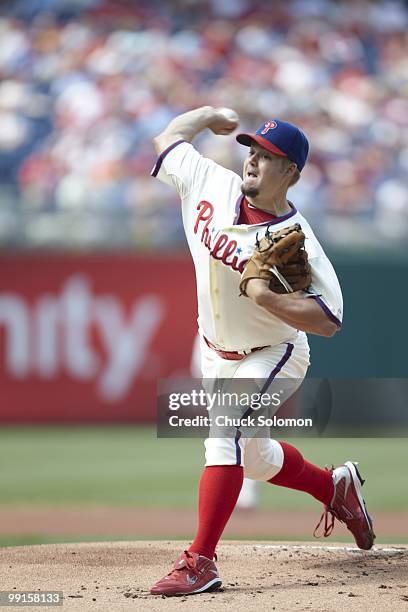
[245,194,292,217]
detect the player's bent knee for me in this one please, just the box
[243,438,284,481]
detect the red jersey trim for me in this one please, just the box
[236,196,297,226]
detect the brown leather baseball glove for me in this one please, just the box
[239,223,312,296]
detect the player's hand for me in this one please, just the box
[208,108,239,135]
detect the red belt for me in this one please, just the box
[204,336,269,361]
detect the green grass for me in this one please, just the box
[0,427,406,511]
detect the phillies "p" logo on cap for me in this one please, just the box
[261,121,277,134]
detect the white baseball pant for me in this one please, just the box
[199,332,310,482]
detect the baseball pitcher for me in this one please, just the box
[149,107,375,596]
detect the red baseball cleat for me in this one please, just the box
[150,550,222,596]
[314,461,375,550]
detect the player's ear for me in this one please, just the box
[286,162,297,177]
[280,159,295,178]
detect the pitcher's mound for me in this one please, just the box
[1,541,407,611]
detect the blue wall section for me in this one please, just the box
[308,251,408,377]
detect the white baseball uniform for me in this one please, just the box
[152,139,343,481]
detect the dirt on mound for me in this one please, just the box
[0,541,407,611]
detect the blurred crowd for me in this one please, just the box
[0,0,407,249]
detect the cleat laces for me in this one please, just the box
[313,465,336,539]
[313,507,335,538]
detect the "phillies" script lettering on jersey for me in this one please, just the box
[194,201,248,273]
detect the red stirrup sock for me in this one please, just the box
[189,465,244,559]
[268,441,334,506]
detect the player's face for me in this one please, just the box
[242,143,289,199]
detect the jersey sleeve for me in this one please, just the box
[305,256,343,328]
[151,140,236,200]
